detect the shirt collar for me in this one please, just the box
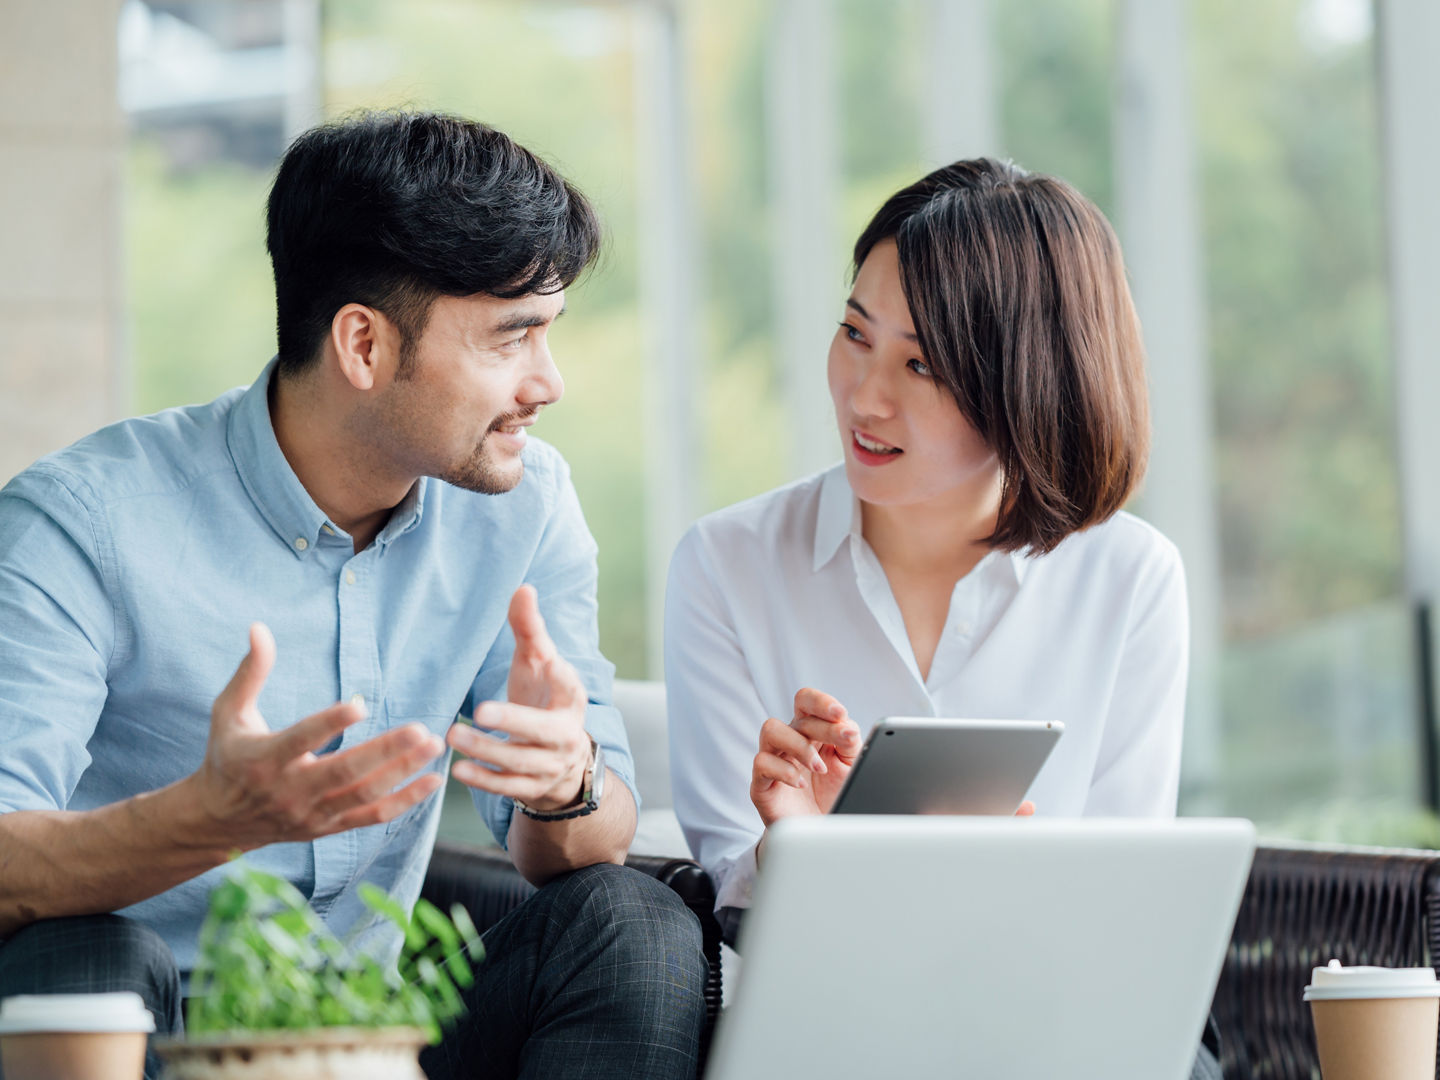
[812,465,859,572]
[225,359,428,558]
[811,463,1030,584]
[375,476,427,550]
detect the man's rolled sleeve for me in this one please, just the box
[0,472,116,814]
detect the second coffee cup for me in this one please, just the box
[1305,960,1440,1080]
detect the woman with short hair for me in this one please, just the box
[666,155,1186,921]
[665,156,1213,1074]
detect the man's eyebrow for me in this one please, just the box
[492,306,565,335]
[845,297,918,343]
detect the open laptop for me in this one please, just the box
[706,816,1255,1080]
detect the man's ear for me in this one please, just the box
[329,303,392,391]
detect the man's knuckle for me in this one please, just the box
[329,759,360,787]
[275,801,310,831]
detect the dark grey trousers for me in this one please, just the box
[0,862,708,1080]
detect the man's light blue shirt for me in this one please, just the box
[0,361,635,971]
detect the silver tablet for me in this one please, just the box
[829,717,1063,816]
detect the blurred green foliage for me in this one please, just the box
[1193,0,1399,639]
[1266,800,1440,851]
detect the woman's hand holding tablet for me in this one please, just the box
[750,694,1044,869]
[750,687,863,826]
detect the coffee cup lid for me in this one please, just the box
[1304,959,1440,1001]
[0,993,156,1034]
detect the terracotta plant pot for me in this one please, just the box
[156,1027,430,1080]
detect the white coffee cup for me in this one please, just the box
[1304,960,1440,1080]
[0,992,155,1080]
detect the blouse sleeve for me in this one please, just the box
[1083,536,1189,817]
[664,524,773,911]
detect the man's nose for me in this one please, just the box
[523,344,565,406]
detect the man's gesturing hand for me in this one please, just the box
[193,623,446,848]
[447,586,593,813]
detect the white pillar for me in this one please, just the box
[0,0,128,484]
[1377,0,1440,804]
[766,0,843,482]
[634,0,701,677]
[922,0,999,167]
[1113,0,1224,811]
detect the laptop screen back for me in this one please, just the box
[707,816,1255,1080]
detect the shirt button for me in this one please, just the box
[957,621,973,636]
[345,570,357,586]
[350,693,365,708]
[321,524,335,536]
[294,537,308,551]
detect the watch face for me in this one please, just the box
[589,738,605,803]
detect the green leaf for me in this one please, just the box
[209,880,249,921]
[449,903,483,957]
[412,899,460,953]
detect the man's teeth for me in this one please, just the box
[856,433,899,454]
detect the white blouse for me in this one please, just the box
[664,465,1188,912]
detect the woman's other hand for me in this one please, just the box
[750,687,862,827]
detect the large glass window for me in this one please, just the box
[1192,0,1412,826]
[120,0,1426,845]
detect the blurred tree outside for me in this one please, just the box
[1195,0,1397,639]
[127,142,275,413]
[1192,0,1405,823]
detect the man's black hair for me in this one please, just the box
[265,110,602,375]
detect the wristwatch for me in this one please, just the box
[514,736,605,821]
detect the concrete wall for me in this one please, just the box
[0,0,126,485]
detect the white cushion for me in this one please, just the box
[613,678,690,856]
[613,678,671,809]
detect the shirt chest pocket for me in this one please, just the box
[380,696,461,836]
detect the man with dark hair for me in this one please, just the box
[0,111,706,1079]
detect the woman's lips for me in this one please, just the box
[851,430,902,466]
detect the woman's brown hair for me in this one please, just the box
[854,158,1149,554]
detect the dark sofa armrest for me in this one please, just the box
[422,841,724,1060]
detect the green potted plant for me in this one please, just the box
[158,863,483,1079]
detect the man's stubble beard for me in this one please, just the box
[439,406,540,495]
[440,440,520,495]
